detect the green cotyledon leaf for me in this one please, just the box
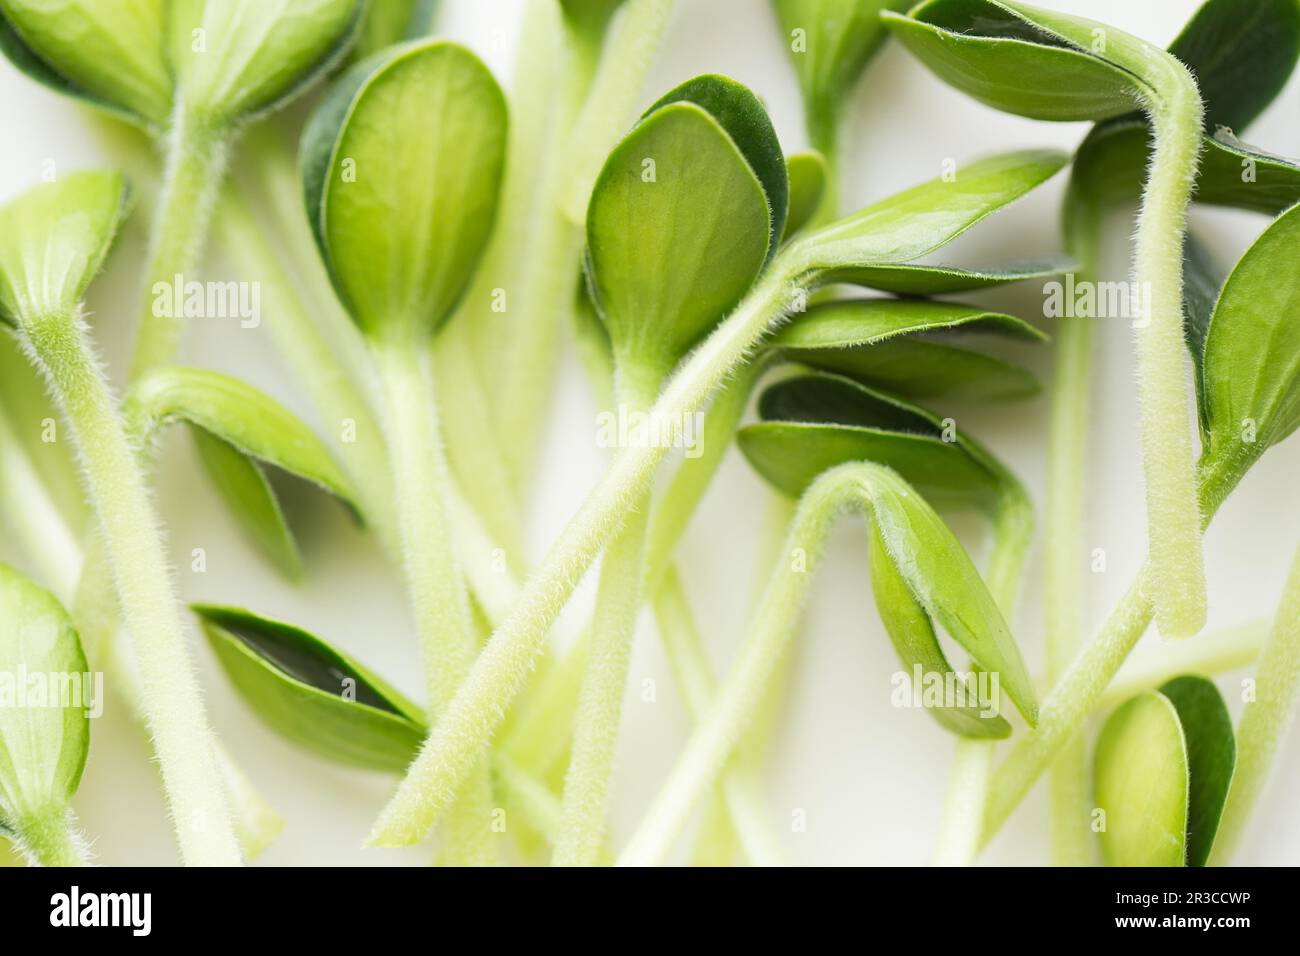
[0,171,131,331]
[645,74,788,257]
[742,371,1010,515]
[126,366,361,579]
[868,525,1011,739]
[771,0,910,148]
[0,563,90,834]
[195,605,426,773]
[166,0,363,127]
[303,39,507,345]
[1197,202,1300,477]
[1094,691,1189,867]
[1094,675,1235,866]
[0,0,171,128]
[773,297,1044,402]
[792,149,1069,283]
[850,464,1036,724]
[586,98,771,379]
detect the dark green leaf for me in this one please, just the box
[195,605,427,773]
[1168,0,1300,132]
[1158,675,1235,867]
[816,257,1072,294]
[1181,231,1223,438]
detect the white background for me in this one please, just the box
[2,0,1298,866]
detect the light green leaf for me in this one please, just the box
[776,298,1045,350]
[0,171,131,330]
[645,74,789,255]
[1094,676,1235,867]
[587,100,770,376]
[127,365,361,578]
[1199,203,1300,470]
[1158,675,1235,868]
[1094,691,1189,867]
[0,0,171,128]
[771,0,908,148]
[795,149,1069,279]
[195,605,426,773]
[882,0,1141,122]
[303,39,508,344]
[855,465,1036,724]
[166,0,363,126]
[868,526,1011,738]
[783,151,827,240]
[0,563,90,830]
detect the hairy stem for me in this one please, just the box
[13,807,86,867]
[128,112,229,380]
[1129,61,1208,640]
[368,265,801,847]
[373,339,494,864]
[1210,544,1300,864]
[23,312,240,866]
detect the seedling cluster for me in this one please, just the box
[0,0,1297,868]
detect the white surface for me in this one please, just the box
[1,0,1298,866]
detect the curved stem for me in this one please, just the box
[1210,543,1300,864]
[368,266,802,847]
[128,110,229,380]
[1099,620,1267,711]
[23,311,240,866]
[373,339,494,864]
[1129,64,1208,639]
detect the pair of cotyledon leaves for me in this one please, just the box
[0,0,366,135]
[0,173,360,580]
[1095,675,1235,867]
[0,565,89,842]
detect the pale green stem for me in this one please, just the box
[653,568,786,866]
[617,463,886,866]
[981,461,1240,849]
[1099,620,1267,711]
[128,111,230,380]
[558,0,678,224]
[372,339,494,864]
[214,188,400,557]
[1045,188,1101,866]
[553,366,660,866]
[368,265,802,847]
[1210,544,1300,864]
[12,807,86,867]
[22,311,240,866]
[0,402,82,597]
[1127,61,1208,640]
